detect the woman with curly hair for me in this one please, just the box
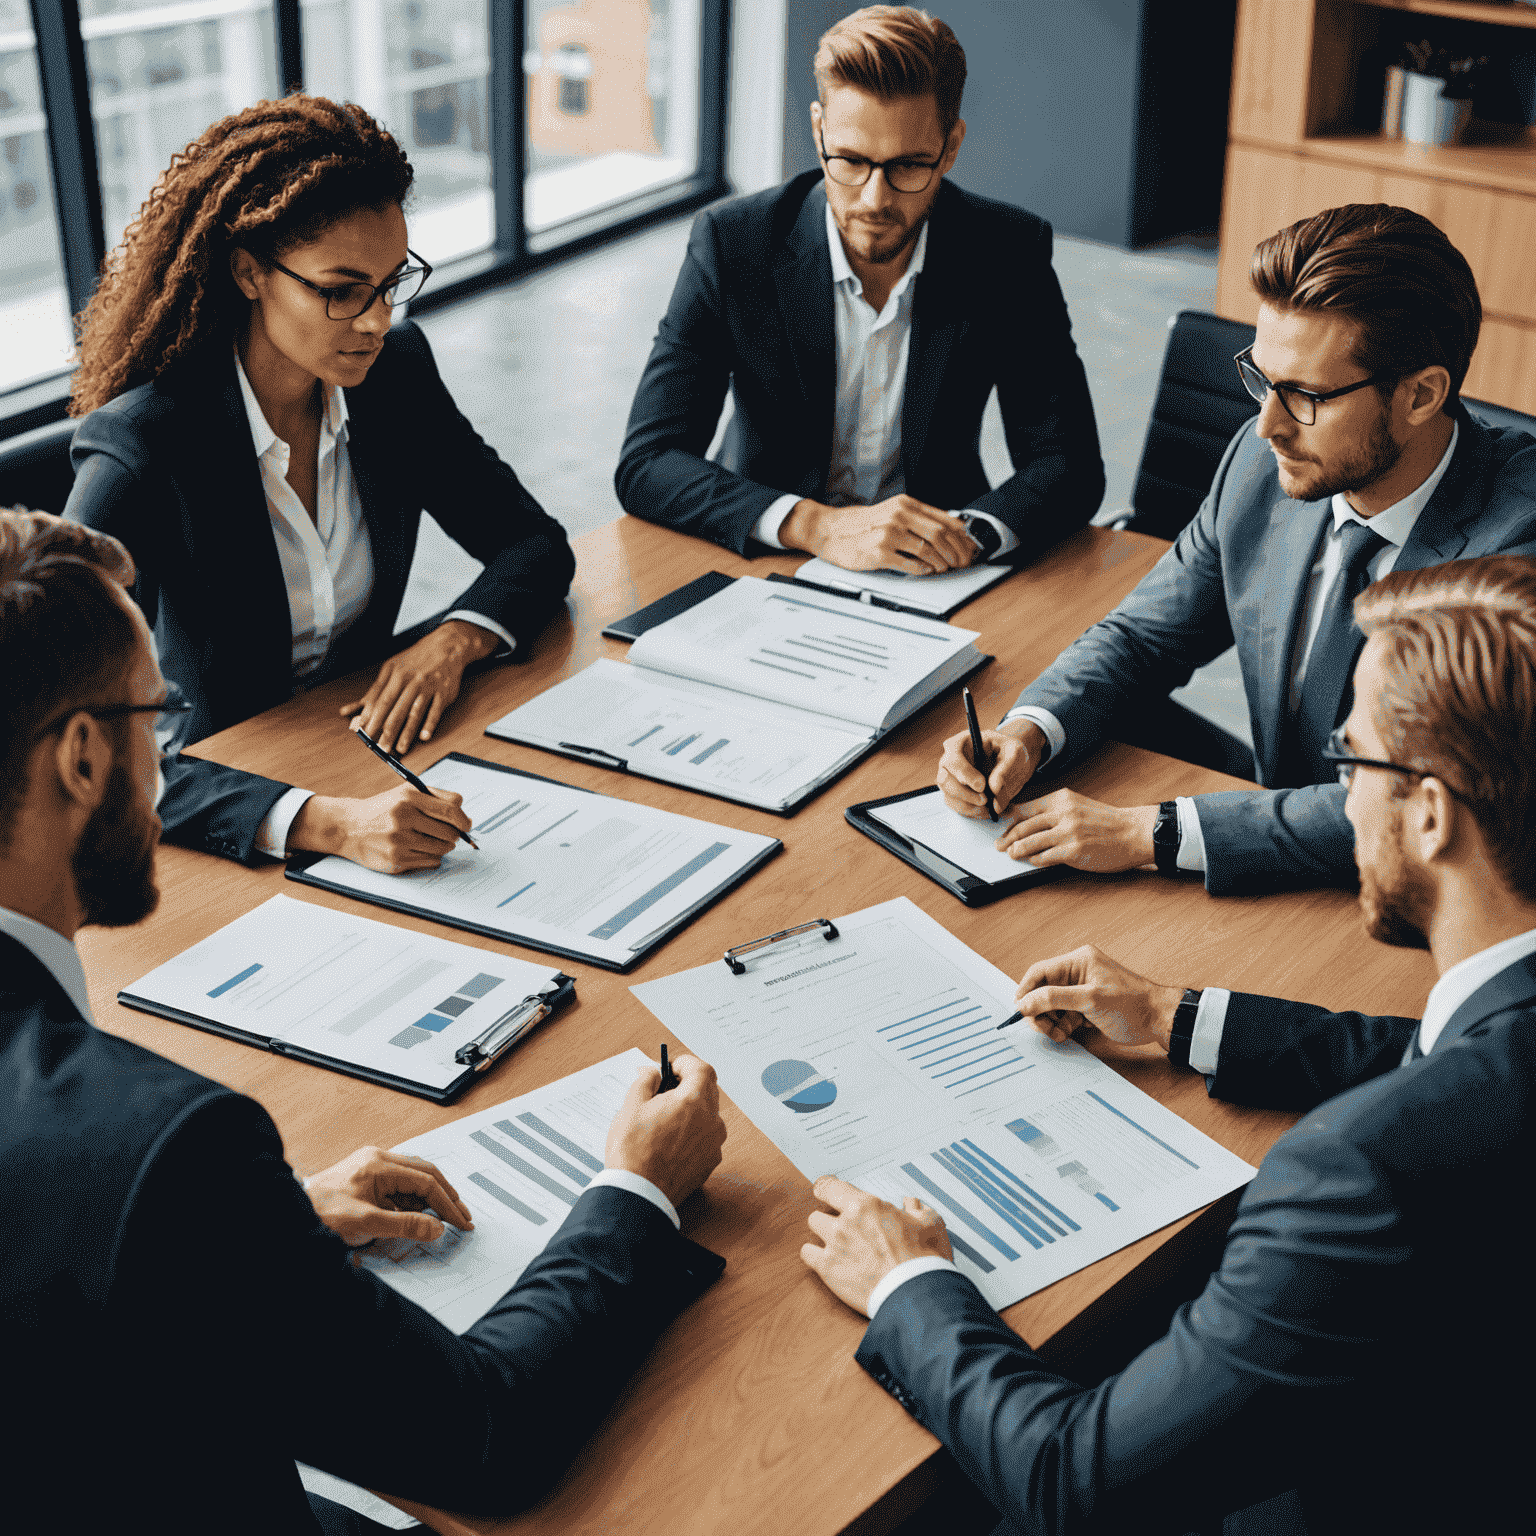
[65,95,574,872]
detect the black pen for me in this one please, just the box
[963,686,996,821]
[658,1043,679,1092]
[351,723,479,850]
[995,1011,1023,1031]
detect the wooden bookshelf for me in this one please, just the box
[1218,0,1536,412]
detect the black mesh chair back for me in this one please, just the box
[0,418,78,516]
[1128,310,1258,541]
[1464,396,1536,439]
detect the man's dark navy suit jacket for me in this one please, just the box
[857,957,1535,1534]
[615,172,1105,558]
[65,321,575,864]
[0,933,720,1534]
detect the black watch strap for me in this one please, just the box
[1168,988,1202,1071]
[1152,799,1180,875]
[961,513,1002,561]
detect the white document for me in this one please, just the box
[122,895,566,1093]
[630,899,1255,1313]
[297,755,779,966]
[870,791,1040,883]
[357,1050,649,1333]
[795,556,1010,617]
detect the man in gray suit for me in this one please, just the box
[936,204,1536,893]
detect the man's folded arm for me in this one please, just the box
[1191,781,1359,895]
[615,215,792,553]
[121,1093,716,1517]
[158,752,292,866]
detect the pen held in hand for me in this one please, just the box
[962,686,996,822]
[351,723,479,850]
[996,1011,1024,1031]
[658,1042,679,1092]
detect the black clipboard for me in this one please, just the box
[601,571,737,641]
[764,566,1012,621]
[845,785,1069,907]
[116,976,578,1105]
[286,753,783,972]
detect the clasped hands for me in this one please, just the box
[935,717,1163,874]
[780,495,981,576]
[306,1052,728,1253]
[801,945,1184,1315]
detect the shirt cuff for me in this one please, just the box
[442,610,516,659]
[254,787,314,860]
[588,1168,679,1230]
[1000,705,1065,766]
[958,507,1019,559]
[1188,987,1230,1075]
[752,494,803,551]
[867,1255,962,1321]
[1175,796,1208,873]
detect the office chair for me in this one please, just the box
[1104,310,1259,541]
[0,418,78,516]
[1464,396,1536,438]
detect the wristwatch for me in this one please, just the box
[1168,988,1203,1070]
[1152,800,1180,875]
[958,512,1002,561]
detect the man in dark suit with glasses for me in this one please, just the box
[616,5,1104,576]
[938,202,1536,894]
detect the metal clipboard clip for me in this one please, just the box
[454,977,568,1069]
[723,918,840,975]
[558,742,629,770]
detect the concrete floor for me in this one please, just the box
[406,211,1251,745]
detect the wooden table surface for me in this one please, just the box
[77,516,1437,1536]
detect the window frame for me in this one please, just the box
[4,0,731,434]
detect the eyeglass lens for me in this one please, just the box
[823,157,936,193]
[1236,354,1315,426]
[326,267,428,319]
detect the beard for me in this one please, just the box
[840,211,925,267]
[1275,404,1403,502]
[73,756,160,929]
[1358,804,1434,951]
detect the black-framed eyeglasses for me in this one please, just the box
[815,124,945,194]
[36,693,192,745]
[270,249,433,320]
[1320,725,1466,799]
[1234,346,1393,427]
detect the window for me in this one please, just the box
[3,0,726,423]
[0,2,72,391]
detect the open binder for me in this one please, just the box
[117,894,577,1103]
[489,575,992,816]
[845,786,1069,906]
[287,754,782,972]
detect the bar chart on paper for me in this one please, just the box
[632,899,1255,1311]
[360,1051,646,1333]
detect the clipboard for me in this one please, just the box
[844,785,1069,906]
[764,567,1012,621]
[117,976,577,1104]
[287,754,783,972]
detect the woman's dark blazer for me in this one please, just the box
[65,320,575,864]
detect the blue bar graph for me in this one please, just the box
[943,1231,996,1274]
[966,1138,1080,1232]
[900,1161,1020,1261]
[208,962,261,998]
[588,842,729,940]
[497,880,536,908]
[690,738,729,765]
[1096,1192,1120,1211]
[409,1012,453,1034]
[664,733,701,757]
[629,725,663,747]
[881,995,1037,1097]
[517,1113,604,1172]
[1084,1089,1201,1168]
[493,1119,591,1186]
[468,1171,546,1225]
[469,1130,577,1205]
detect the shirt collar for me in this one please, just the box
[233,346,349,460]
[0,906,94,1025]
[1419,925,1536,1054]
[823,201,929,303]
[1329,419,1459,547]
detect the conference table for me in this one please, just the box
[78,515,1436,1535]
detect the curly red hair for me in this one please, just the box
[71,94,413,417]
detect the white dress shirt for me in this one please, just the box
[0,906,94,1025]
[232,352,515,857]
[751,204,1015,559]
[1005,423,1460,873]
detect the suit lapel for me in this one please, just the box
[771,183,836,486]
[1392,410,1489,573]
[342,381,409,632]
[1434,951,1536,1052]
[903,183,968,482]
[1253,496,1330,780]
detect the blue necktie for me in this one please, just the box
[1288,521,1388,784]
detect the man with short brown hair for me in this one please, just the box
[808,554,1536,1534]
[617,4,1104,574]
[938,203,1536,894]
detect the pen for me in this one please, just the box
[963,686,996,822]
[995,1011,1023,1031]
[351,723,479,850]
[659,1043,679,1092]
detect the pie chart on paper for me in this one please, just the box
[762,1058,838,1114]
